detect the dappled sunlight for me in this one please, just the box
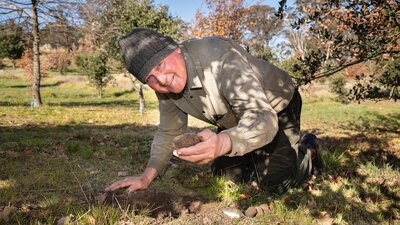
[1,69,399,224]
[0,179,16,189]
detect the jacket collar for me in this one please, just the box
[180,45,203,92]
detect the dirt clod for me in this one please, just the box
[188,201,202,213]
[172,133,201,149]
[245,206,257,217]
[105,189,207,219]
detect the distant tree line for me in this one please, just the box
[0,0,398,107]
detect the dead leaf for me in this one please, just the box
[21,203,38,212]
[24,147,34,154]
[117,171,128,177]
[0,206,17,222]
[335,176,342,185]
[239,193,251,199]
[268,202,274,210]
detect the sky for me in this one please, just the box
[154,0,283,23]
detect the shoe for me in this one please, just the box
[301,133,324,175]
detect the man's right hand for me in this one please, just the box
[105,167,158,193]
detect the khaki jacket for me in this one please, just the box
[148,37,295,173]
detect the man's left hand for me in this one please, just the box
[173,129,232,164]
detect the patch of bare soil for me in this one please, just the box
[104,189,208,220]
[100,189,265,225]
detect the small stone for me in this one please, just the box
[245,206,257,217]
[172,133,201,149]
[57,214,74,225]
[222,207,244,219]
[259,204,270,213]
[188,201,202,213]
[255,206,264,218]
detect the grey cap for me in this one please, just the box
[118,28,178,83]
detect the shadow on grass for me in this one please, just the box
[0,122,159,223]
[346,112,400,135]
[4,81,65,89]
[47,99,140,107]
[1,117,399,223]
[235,128,400,223]
[113,88,135,97]
[0,122,213,223]
[0,99,158,109]
[0,123,158,152]
[287,131,399,223]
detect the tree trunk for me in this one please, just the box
[139,84,145,115]
[98,87,102,99]
[31,0,43,107]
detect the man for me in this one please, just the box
[105,28,323,195]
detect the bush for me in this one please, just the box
[16,49,51,79]
[329,74,349,103]
[43,48,72,74]
[278,57,309,85]
[75,50,112,98]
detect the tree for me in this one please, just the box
[40,13,80,50]
[0,20,25,68]
[245,5,283,61]
[278,0,399,100]
[75,50,111,98]
[0,0,80,107]
[78,0,183,111]
[190,0,249,43]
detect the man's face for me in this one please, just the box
[144,48,187,94]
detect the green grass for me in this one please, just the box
[0,69,399,224]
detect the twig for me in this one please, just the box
[114,196,131,219]
[67,161,90,205]
[75,208,91,221]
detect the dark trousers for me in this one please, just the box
[211,90,312,194]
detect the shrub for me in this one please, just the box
[329,74,349,103]
[43,48,72,74]
[75,49,112,98]
[16,49,51,79]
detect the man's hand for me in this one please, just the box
[173,129,232,164]
[105,167,158,193]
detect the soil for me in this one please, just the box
[104,189,208,219]
[100,189,265,224]
[172,133,201,149]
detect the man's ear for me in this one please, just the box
[176,47,181,54]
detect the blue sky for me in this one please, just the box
[154,0,283,23]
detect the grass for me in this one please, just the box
[0,68,399,224]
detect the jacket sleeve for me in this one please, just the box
[218,46,279,157]
[147,93,188,173]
